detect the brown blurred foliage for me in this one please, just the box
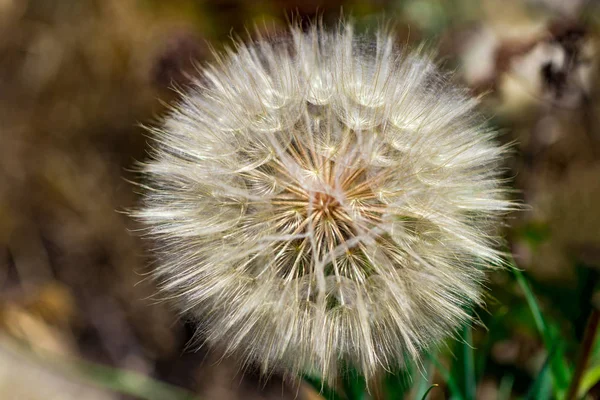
[1,0,600,398]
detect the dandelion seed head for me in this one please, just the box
[136,22,515,384]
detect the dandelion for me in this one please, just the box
[135,22,514,385]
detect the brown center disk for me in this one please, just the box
[312,191,339,217]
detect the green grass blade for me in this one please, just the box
[475,307,507,381]
[419,384,439,400]
[512,268,548,337]
[578,364,600,398]
[511,266,571,398]
[413,357,435,400]
[461,325,476,400]
[526,347,555,400]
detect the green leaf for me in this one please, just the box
[578,364,600,398]
[511,265,571,398]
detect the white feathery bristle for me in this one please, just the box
[135,22,516,385]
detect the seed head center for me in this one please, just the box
[312,191,339,216]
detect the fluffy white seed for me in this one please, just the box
[136,23,515,385]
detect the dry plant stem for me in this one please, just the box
[567,308,600,400]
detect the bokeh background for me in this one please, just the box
[1,0,600,399]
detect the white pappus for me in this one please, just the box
[135,21,516,386]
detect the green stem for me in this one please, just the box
[419,384,439,400]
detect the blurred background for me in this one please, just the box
[1,0,600,399]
